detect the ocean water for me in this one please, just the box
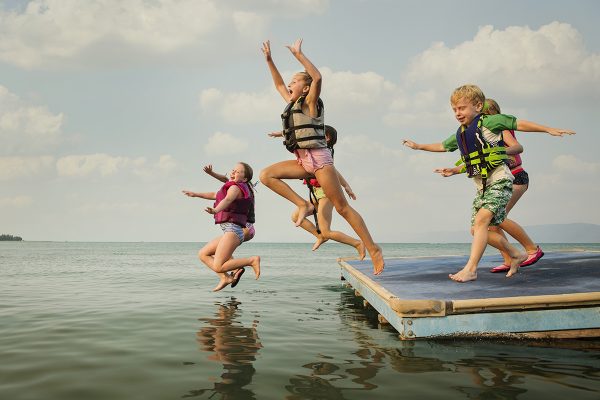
[1,241,599,400]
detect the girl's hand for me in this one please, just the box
[344,186,357,200]
[268,131,283,138]
[261,41,272,61]
[182,190,196,197]
[205,206,217,214]
[203,164,214,175]
[286,38,303,56]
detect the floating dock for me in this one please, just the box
[338,251,600,340]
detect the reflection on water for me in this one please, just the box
[184,298,262,399]
[285,288,600,399]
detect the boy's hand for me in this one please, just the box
[434,167,460,177]
[286,38,303,56]
[402,139,419,150]
[268,131,283,138]
[547,128,576,137]
[261,41,272,61]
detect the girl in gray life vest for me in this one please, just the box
[182,162,260,291]
[259,38,384,275]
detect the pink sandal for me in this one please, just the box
[521,246,544,267]
[490,264,510,273]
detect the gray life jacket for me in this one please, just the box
[280,96,326,153]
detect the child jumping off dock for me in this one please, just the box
[259,39,384,274]
[183,162,260,291]
[404,84,574,282]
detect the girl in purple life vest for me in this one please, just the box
[183,162,260,292]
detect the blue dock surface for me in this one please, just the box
[339,251,600,339]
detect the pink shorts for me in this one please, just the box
[294,148,333,175]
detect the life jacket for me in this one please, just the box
[455,114,508,191]
[506,130,524,175]
[281,96,326,153]
[213,181,254,227]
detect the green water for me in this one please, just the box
[1,242,599,399]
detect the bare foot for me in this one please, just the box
[212,275,233,292]
[506,253,528,278]
[370,245,385,275]
[449,267,477,282]
[355,241,366,260]
[312,236,328,251]
[249,256,261,279]
[294,202,315,226]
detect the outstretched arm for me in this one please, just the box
[182,190,216,200]
[336,170,356,200]
[203,164,228,183]
[516,120,575,137]
[262,40,290,102]
[205,185,241,214]
[502,130,523,155]
[433,166,463,177]
[287,39,322,113]
[403,139,446,152]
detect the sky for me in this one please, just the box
[1,0,599,243]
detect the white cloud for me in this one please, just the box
[0,195,33,207]
[204,132,248,155]
[404,22,600,98]
[0,0,330,69]
[552,154,600,174]
[0,85,64,155]
[0,156,54,180]
[55,153,178,178]
[199,88,280,124]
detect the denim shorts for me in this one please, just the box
[220,222,244,244]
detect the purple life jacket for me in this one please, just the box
[214,181,253,227]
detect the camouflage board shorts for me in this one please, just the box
[471,179,513,226]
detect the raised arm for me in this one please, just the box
[403,139,447,152]
[516,120,575,137]
[205,185,241,215]
[203,164,228,183]
[501,130,523,155]
[262,40,290,102]
[287,39,322,112]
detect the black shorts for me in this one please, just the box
[513,170,529,186]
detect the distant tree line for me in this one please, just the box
[0,234,23,241]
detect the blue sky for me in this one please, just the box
[1,0,599,242]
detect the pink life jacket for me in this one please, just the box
[506,130,524,175]
[214,181,253,227]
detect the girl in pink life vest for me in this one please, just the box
[260,38,384,275]
[183,162,260,292]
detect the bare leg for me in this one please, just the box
[317,198,365,259]
[260,160,313,226]
[487,227,528,277]
[315,165,383,274]
[449,208,494,282]
[292,205,327,249]
[211,233,260,292]
[198,236,231,286]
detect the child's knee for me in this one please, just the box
[259,168,272,184]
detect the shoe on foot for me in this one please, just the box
[231,269,245,288]
[490,264,510,273]
[521,246,544,267]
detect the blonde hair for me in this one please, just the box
[484,98,501,115]
[450,84,485,108]
[295,71,313,87]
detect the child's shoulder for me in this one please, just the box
[481,113,517,131]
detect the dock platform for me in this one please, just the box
[338,251,600,340]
